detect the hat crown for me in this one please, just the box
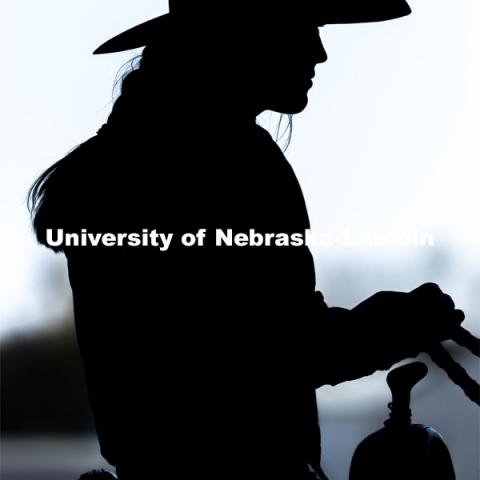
[168,0,225,15]
[167,0,309,18]
[168,0,411,23]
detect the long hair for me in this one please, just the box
[28,40,294,244]
[27,53,150,241]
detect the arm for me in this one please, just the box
[310,304,404,387]
[310,284,465,388]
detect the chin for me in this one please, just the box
[271,95,309,114]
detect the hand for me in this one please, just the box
[408,282,465,344]
[352,282,464,358]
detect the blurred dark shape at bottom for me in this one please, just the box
[79,470,117,479]
[350,362,455,479]
[350,422,455,479]
[1,321,94,434]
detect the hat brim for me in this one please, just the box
[93,0,411,55]
[317,0,411,24]
[93,15,171,55]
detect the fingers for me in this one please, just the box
[453,309,465,325]
[441,293,455,310]
[439,309,465,343]
[410,282,442,296]
[410,283,447,309]
[410,282,459,314]
[409,283,464,344]
[411,283,451,305]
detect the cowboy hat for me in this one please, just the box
[93,0,411,55]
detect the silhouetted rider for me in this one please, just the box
[29,1,464,479]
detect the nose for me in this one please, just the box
[314,32,328,64]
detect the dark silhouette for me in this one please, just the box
[1,322,93,434]
[28,1,474,479]
[350,362,456,479]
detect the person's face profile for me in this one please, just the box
[170,17,327,116]
[250,21,328,115]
